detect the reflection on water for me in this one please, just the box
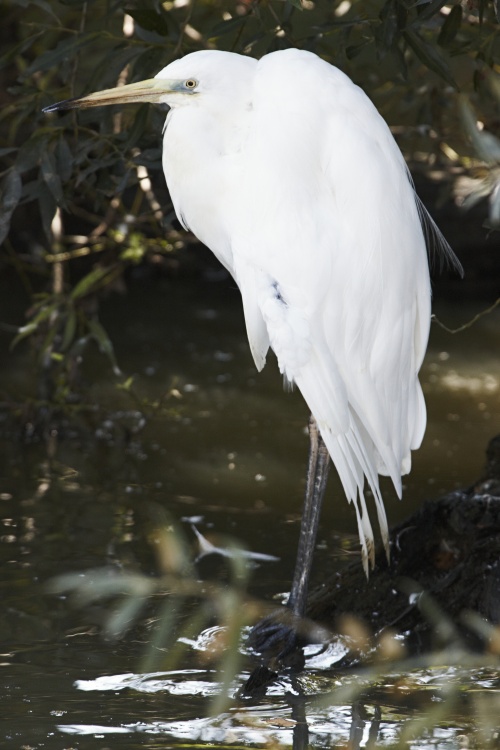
[0,267,499,748]
[53,650,500,748]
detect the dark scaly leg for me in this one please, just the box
[288,414,330,616]
[247,414,330,662]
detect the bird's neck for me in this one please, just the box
[161,104,247,272]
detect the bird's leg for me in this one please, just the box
[287,414,330,617]
[247,414,330,663]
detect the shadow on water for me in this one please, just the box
[0,257,499,748]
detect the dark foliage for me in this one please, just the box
[1,0,499,407]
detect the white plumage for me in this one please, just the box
[46,48,455,574]
[159,48,436,571]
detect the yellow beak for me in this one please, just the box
[43,78,181,113]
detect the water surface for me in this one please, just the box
[0,262,499,748]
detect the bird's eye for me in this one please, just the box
[185,79,197,89]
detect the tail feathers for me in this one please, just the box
[323,424,390,575]
[296,356,392,575]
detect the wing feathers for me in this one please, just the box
[229,49,433,569]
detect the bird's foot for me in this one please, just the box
[242,608,329,697]
[247,608,328,670]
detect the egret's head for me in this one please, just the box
[42,50,256,114]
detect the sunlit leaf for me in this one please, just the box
[9,322,39,350]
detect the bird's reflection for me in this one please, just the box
[242,667,382,750]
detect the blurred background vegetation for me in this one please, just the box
[1,5,500,742]
[0,0,499,421]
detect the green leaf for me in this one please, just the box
[403,28,457,89]
[10,322,38,350]
[489,185,500,225]
[16,131,51,173]
[30,301,60,326]
[117,375,135,392]
[24,31,104,77]
[415,0,448,22]
[0,147,17,158]
[122,104,150,151]
[0,169,22,245]
[437,5,462,47]
[377,0,398,51]
[87,44,146,94]
[0,31,45,71]
[55,137,73,183]
[41,150,64,205]
[38,181,57,239]
[131,45,169,82]
[10,301,59,350]
[104,595,149,640]
[87,318,122,376]
[459,96,500,164]
[478,0,488,23]
[210,15,248,39]
[125,9,169,36]
[61,311,77,352]
[70,266,112,300]
[346,42,369,60]
[75,155,120,187]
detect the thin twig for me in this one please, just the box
[432,297,500,334]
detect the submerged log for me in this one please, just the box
[307,435,500,654]
[243,437,500,694]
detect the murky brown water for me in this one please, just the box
[0,258,499,748]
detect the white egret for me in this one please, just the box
[44,49,460,657]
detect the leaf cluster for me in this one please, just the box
[2,0,499,248]
[1,0,499,409]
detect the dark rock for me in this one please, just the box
[307,434,500,656]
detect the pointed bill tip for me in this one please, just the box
[42,97,82,114]
[42,78,175,115]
